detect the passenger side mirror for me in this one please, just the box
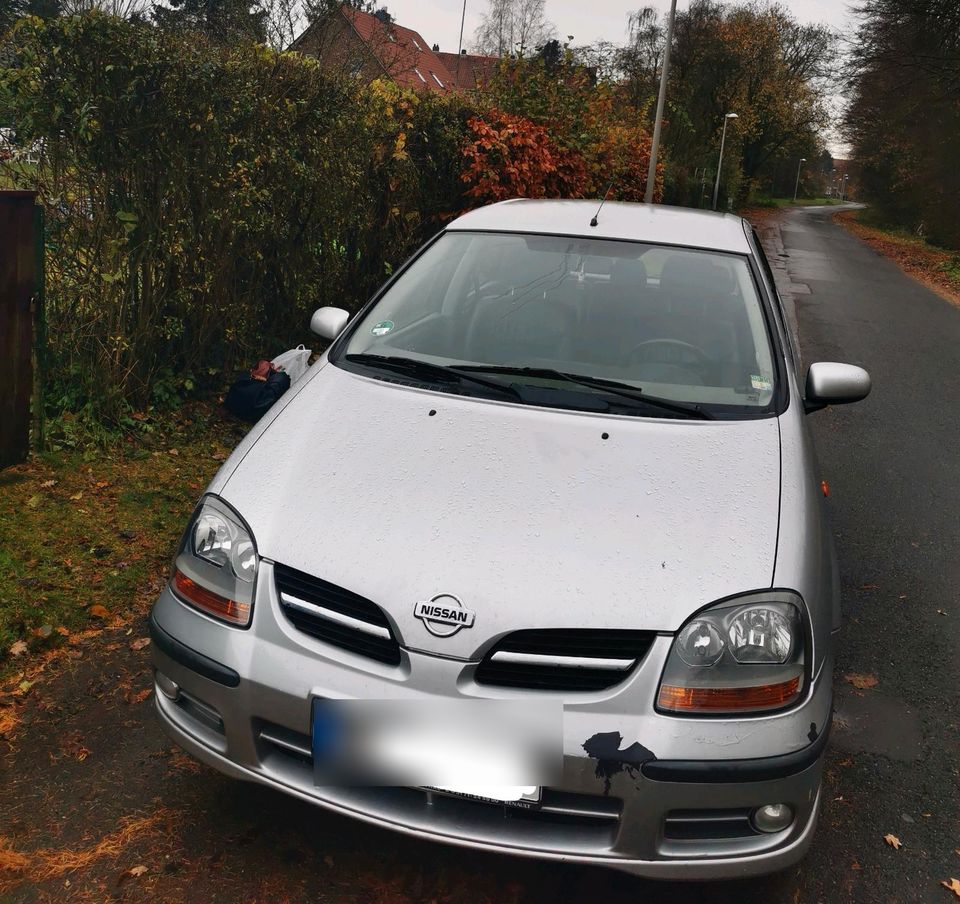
[310,306,350,341]
[804,362,871,413]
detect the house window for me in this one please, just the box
[413,67,426,83]
[430,71,444,88]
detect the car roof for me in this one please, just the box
[445,199,752,254]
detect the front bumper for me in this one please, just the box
[150,567,831,880]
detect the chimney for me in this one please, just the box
[432,43,439,51]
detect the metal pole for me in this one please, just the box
[793,157,805,202]
[712,117,729,210]
[457,0,467,55]
[643,0,677,204]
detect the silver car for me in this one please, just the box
[150,200,870,879]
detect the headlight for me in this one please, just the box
[170,496,257,627]
[657,594,806,715]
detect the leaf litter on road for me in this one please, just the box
[844,673,879,690]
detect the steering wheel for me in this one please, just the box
[627,339,712,367]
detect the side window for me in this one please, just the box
[750,229,800,372]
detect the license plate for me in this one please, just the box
[311,698,561,793]
[425,784,542,808]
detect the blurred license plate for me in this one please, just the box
[311,698,561,791]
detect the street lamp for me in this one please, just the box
[644,0,678,204]
[839,173,849,202]
[793,157,806,202]
[712,113,738,211]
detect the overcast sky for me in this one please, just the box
[381,0,857,56]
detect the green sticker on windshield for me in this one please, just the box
[371,319,394,337]
[750,374,773,392]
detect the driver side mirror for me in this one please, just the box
[804,362,871,413]
[310,306,350,341]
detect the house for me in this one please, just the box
[292,4,457,94]
[435,51,500,91]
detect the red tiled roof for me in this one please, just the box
[341,6,456,92]
[435,51,500,90]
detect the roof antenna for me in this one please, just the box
[590,180,615,227]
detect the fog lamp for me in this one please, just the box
[752,803,794,833]
[155,671,180,701]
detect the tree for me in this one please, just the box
[60,0,150,16]
[152,0,268,43]
[616,6,662,107]
[845,0,960,247]
[645,0,834,204]
[473,0,555,57]
[2,0,62,34]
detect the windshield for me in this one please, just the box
[338,231,778,417]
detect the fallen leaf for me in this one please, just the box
[884,833,902,850]
[858,583,880,591]
[30,625,53,639]
[126,688,151,705]
[837,758,854,767]
[844,673,879,690]
[9,640,28,657]
[130,638,150,651]
[27,495,41,508]
[942,879,960,898]
[851,861,862,870]
[70,491,83,501]
[120,864,148,880]
[56,626,70,637]
[937,609,947,616]
[168,448,179,456]
[88,605,110,619]
[40,479,57,488]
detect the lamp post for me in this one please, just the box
[644,0,678,204]
[839,173,849,202]
[457,0,467,55]
[793,157,806,202]
[712,112,738,211]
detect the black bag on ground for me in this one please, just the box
[224,360,291,423]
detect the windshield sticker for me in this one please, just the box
[371,319,395,337]
[750,374,773,392]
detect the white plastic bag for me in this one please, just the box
[271,344,311,385]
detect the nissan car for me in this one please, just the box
[149,199,870,879]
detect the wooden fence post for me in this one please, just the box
[0,190,39,469]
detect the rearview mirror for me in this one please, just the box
[310,306,350,341]
[804,362,871,413]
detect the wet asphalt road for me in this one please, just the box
[4,205,959,903]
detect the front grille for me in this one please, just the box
[473,629,655,691]
[663,808,758,841]
[274,563,401,666]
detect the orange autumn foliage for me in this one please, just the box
[460,111,590,207]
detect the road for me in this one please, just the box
[2,205,958,903]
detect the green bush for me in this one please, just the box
[0,14,471,427]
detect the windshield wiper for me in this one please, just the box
[343,354,523,401]
[458,365,714,420]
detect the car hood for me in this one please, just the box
[221,364,781,658]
